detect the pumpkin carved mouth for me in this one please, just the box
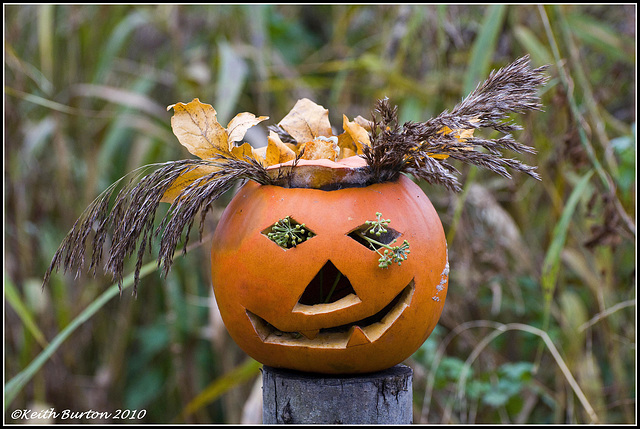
[245,279,415,349]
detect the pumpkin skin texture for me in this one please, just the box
[211,174,448,374]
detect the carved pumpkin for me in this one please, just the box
[211,161,448,374]
[47,60,546,375]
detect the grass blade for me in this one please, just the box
[92,9,150,84]
[4,260,158,410]
[4,278,49,350]
[463,5,507,94]
[513,25,553,66]
[37,5,54,84]
[565,12,634,64]
[178,358,262,421]
[541,168,594,302]
[215,41,249,124]
[536,169,594,371]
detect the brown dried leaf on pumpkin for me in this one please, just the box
[253,145,267,162]
[300,137,340,161]
[439,121,477,141]
[354,115,373,131]
[341,114,371,154]
[227,112,268,144]
[266,131,297,166]
[431,119,478,159]
[168,98,229,159]
[231,142,262,164]
[160,164,219,203]
[278,98,333,144]
[337,131,358,159]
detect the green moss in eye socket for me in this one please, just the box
[265,216,315,249]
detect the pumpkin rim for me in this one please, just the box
[265,155,373,190]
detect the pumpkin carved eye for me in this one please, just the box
[262,216,316,249]
[347,223,401,251]
[347,213,410,268]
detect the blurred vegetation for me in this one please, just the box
[4,4,635,424]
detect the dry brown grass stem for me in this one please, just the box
[43,155,273,295]
[364,55,548,191]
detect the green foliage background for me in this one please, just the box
[4,4,636,424]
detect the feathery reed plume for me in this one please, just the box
[363,55,548,191]
[43,155,273,296]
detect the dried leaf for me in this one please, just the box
[227,112,268,144]
[432,122,477,159]
[300,137,339,161]
[278,98,333,144]
[354,115,373,131]
[439,118,478,142]
[284,142,299,153]
[160,165,219,203]
[342,114,371,154]
[231,142,261,164]
[426,152,451,160]
[457,128,475,139]
[266,131,296,166]
[337,131,358,158]
[168,98,229,159]
[341,147,357,158]
[253,145,267,162]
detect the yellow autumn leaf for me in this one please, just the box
[227,112,268,145]
[427,153,451,160]
[160,165,219,203]
[342,114,371,153]
[231,142,262,164]
[341,147,357,158]
[168,98,228,159]
[337,131,358,158]
[284,142,298,153]
[265,131,296,166]
[439,125,474,140]
[439,117,478,141]
[300,137,339,161]
[430,119,478,159]
[253,146,267,162]
[278,98,333,144]
[353,115,373,131]
[456,128,475,140]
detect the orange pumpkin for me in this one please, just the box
[211,162,448,374]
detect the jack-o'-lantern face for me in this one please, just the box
[211,173,448,374]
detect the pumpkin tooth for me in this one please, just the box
[346,326,371,347]
[299,329,320,340]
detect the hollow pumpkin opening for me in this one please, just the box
[347,224,401,250]
[245,280,415,348]
[297,261,356,306]
[261,216,316,249]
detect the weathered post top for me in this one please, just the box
[262,364,413,424]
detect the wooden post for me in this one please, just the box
[262,364,413,424]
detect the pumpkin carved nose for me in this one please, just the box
[297,260,357,306]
